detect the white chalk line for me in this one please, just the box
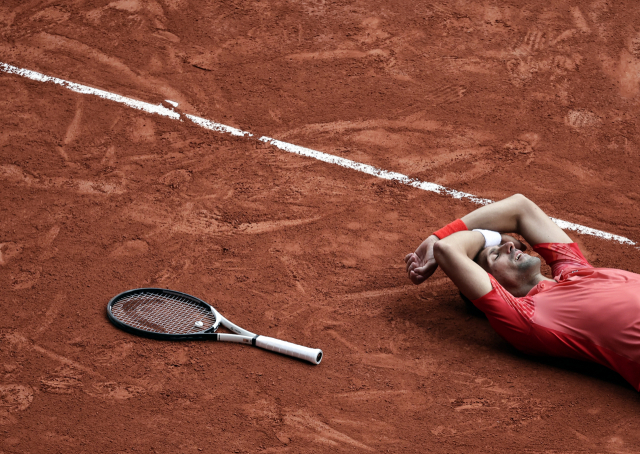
[0,61,635,246]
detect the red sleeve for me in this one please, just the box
[532,243,592,279]
[472,275,538,353]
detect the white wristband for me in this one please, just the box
[472,229,501,248]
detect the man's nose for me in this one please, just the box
[501,242,514,252]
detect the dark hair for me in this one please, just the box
[473,247,487,270]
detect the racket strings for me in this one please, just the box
[111,292,216,335]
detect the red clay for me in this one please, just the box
[1,0,640,452]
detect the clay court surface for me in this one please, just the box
[2,0,640,452]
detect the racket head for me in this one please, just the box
[107,288,221,340]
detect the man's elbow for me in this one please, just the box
[510,193,539,208]
[509,193,530,205]
[508,193,538,217]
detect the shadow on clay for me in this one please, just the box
[527,355,635,392]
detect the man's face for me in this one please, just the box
[477,242,541,289]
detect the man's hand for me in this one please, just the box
[404,234,439,285]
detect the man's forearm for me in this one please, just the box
[460,194,526,233]
[453,193,571,248]
[432,230,493,300]
[437,231,485,261]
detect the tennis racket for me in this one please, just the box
[107,288,323,365]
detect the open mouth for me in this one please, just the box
[515,251,523,261]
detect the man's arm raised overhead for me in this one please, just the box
[461,194,572,246]
[405,194,572,291]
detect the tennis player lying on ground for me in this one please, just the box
[405,194,640,391]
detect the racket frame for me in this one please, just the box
[107,288,323,364]
[107,288,254,341]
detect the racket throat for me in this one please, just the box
[251,335,259,346]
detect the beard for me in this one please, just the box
[516,254,540,272]
[512,254,543,288]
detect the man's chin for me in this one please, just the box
[517,255,540,271]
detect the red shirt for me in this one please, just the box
[473,243,640,391]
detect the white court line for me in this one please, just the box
[0,61,635,246]
[1,62,181,121]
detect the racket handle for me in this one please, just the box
[255,336,323,365]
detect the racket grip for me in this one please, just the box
[255,336,323,365]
